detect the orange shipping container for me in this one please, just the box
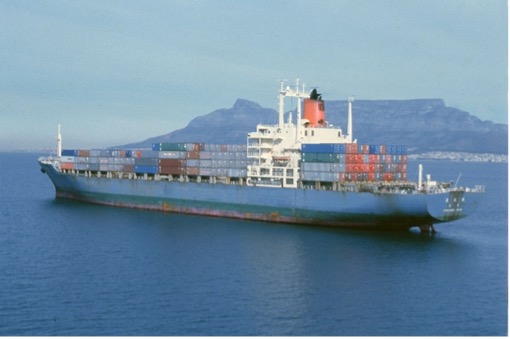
[60,162,74,170]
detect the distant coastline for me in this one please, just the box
[408,152,507,163]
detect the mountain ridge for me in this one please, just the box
[121,98,507,154]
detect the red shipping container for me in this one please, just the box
[355,154,364,164]
[384,173,394,181]
[380,145,386,154]
[401,155,407,163]
[346,143,358,154]
[159,159,185,167]
[348,154,356,164]
[159,166,186,175]
[385,155,392,164]
[60,162,74,170]
[368,172,375,181]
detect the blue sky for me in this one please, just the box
[0,0,507,150]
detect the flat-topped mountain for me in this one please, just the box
[122,98,507,154]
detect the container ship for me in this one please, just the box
[39,80,484,233]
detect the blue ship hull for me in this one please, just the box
[39,160,482,231]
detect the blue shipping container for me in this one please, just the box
[61,149,78,156]
[301,143,346,154]
[134,165,158,174]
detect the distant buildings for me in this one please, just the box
[408,152,507,163]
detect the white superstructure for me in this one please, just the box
[246,79,353,188]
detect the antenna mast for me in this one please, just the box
[348,96,354,141]
[57,124,62,157]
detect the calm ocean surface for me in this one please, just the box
[0,152,507,335]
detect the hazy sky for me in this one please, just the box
[1,0,507,150]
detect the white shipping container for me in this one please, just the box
[199,159,212,168]
[301,171,338,182]
[158,151,186,159]
[89,149,101,157]
[199,152,212,159]
[186,159,199,167]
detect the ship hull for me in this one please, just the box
[40,161,481,231]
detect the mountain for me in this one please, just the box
[121,98,507,154]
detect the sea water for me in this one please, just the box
[0,152,507,335]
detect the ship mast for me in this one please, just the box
[278,78,309,128]
[347,96,354,140]
[57,124,62,158]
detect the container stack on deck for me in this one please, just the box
[59,142,407,184]
[300,143,407,183]
[59,143,250,178]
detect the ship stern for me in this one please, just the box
[426,188,484,224]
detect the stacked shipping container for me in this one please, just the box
[59,143,250,178]
[300,143,407,182]
[152,143,249,177]
[61,149,136,172]
[60,142,407,183]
